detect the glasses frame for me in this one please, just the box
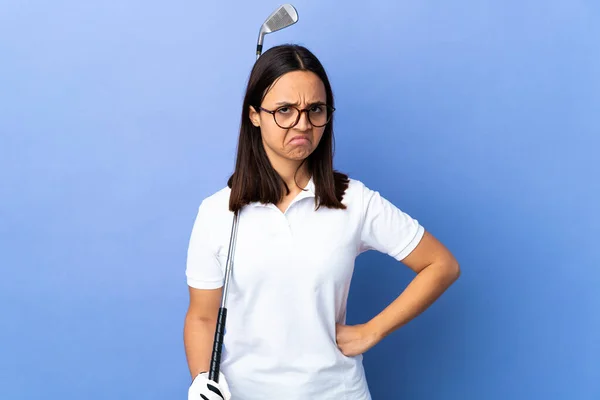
[256,104,336,129]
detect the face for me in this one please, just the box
[249,70,328,165]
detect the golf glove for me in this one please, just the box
[188,371,231,400]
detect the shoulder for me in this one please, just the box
[346,177,368,193]
[200,186,231,208]
[196,186,233,222]
[342,177,401,215]
[338,177,374,214]
[343,177,371,202]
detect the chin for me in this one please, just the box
[286,148,314,161]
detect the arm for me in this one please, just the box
[336,231,460,356]
[183,286,223,379]
[366,230,460,339]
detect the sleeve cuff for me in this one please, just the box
[187,277,224,290]
[391,224,425,261]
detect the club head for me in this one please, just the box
[256,4,299,58]
[261,4,298,35]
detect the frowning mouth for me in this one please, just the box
[289,135,310,145]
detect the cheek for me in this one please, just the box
[260,124,286,146]
[313,128,326,144]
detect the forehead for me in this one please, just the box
[263,70,326,104]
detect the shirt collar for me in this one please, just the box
[296,176,316,201]
[248,176,315,208]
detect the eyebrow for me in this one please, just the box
[274,100,326,106]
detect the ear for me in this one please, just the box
[249,105,261,127]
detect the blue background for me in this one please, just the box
[1,1,598,399]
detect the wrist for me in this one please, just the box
[191,371,207,384]
[365,317,387,343]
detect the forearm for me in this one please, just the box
[367,260,460,340]
[184,315,217,379]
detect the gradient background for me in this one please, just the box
[1,1,598,399]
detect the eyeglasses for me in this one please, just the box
[256,104,335,129]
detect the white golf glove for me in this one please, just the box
[188,371,232,400]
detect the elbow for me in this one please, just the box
[188,315,217,326]
[428,253,460,285]
[444,257,461,283]
[185,310,218,326]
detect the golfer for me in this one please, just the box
[184,44,460,400]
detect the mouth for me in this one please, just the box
[288,135,310,145]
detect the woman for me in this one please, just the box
[184,44,460,400]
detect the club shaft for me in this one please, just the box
[221,211,239,307]
[208,210,240,382]
[208,307,227,382]
[256,44,262,59]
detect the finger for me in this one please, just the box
[189,381,225,400]
[199,389,224,400]
[338,345,351,357]
[335,324,342,341]
[207,382,224,398]
[336,325,351,341]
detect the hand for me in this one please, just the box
[335,322,381,357]
[188,371,232,400]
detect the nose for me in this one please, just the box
[294,109,312,131]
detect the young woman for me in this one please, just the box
[184,44,460,400]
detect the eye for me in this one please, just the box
[310,105,324,113]
[277,107,291,114]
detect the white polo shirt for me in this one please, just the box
[186,177,424,400]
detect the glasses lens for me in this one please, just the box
[308,104,331,127]
[274,107,300,128]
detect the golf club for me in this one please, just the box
[256,4,299,59]
[208,4,299,384]
[207,210,239,383]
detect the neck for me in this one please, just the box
[270,157,310,192]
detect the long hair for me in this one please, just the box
[227,44,349,212]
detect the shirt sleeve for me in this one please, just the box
[358,183,425,261]
[185,200,225,289]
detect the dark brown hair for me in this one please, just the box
[227,44,349,212]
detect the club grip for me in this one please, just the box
[208,307,227,382]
